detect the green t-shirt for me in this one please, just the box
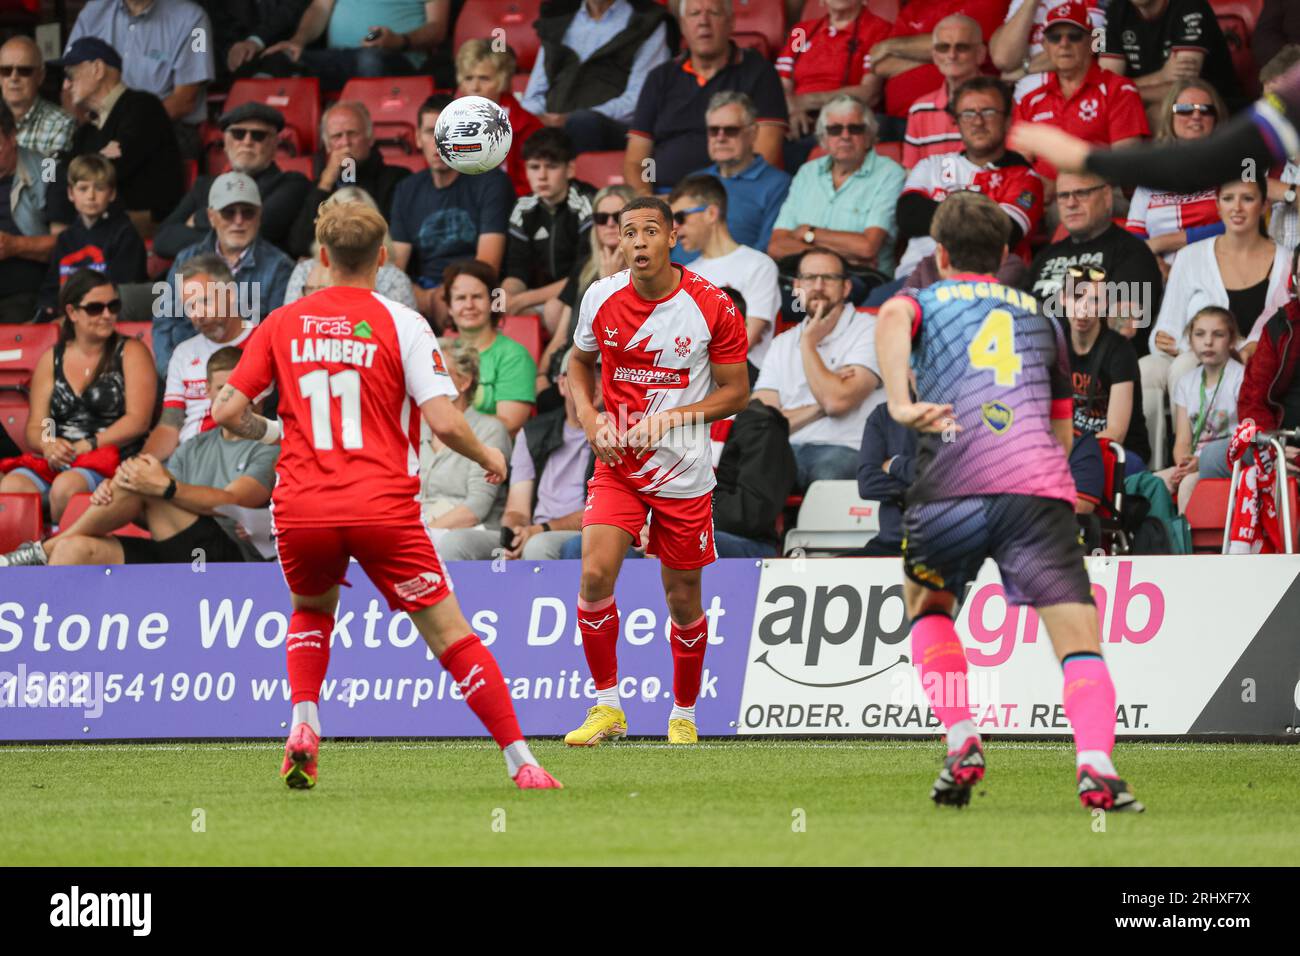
[473,332,537,414]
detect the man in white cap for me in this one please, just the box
[157,172,293,374]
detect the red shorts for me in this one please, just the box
[582,469,716,570]
[276,523,452,613]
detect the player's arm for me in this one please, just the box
[475,233,506,274]
[211,383,273,441]
[875,296,955,433]
[420,395,508,483]
[624,361,751,455]
[568,345,624,465]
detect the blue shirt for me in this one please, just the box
[326,0,428,66]
[521,0,671,125]
[773,150,907,275]
[389,168,514,284]
[702,155,790,254]
[67,0,215,125]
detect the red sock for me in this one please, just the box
[286,609,334,705]
[440,635,522,749]
[577,595,619,690]
[670,613,708,707]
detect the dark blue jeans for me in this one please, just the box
[794,443,860,490]
[298,48,420,91]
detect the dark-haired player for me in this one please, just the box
[213,200,561,791]
[875,191,1143,812]
[563,196,750,746]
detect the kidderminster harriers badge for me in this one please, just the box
[674,336,692,357]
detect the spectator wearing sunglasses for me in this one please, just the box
[768,95,906,279]
[991,0,1107,100]
[1014,1,1148,188]
[158,172,293,375]
[899,14,989,168]
[0,269,156,525]
[154,102,311,259]
[0,36,75,157]
[36,154,146,319]
[1026,170,1164,353]
[0,100,52,325]
[1123,79,1227,271]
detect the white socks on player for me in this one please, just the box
[596,686,621,711]
[1078,749,1117,776]
[292,701,321,736]
[670,704,696,724]
[503,740,537,777]
[946,719,978,752]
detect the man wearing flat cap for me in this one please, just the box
[154,100,311,258]
[47,36,184,238]
[155,171,293,374]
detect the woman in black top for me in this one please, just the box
[0,270,155,522]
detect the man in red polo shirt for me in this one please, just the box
[1015,1,1148,186]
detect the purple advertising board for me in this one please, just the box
[0,559,760,740]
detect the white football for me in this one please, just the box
[434,95,513,174]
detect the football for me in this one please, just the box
[434,95,513,175]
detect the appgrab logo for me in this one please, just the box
[50,886,151,936]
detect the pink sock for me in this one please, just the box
[910,613,973,731]
[1062,653,1116,756]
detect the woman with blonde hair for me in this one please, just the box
[284,187,417,308]
[455,38,543,197]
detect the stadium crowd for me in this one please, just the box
[2,0,1300,565]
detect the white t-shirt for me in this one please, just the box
[753,304,884,449]
[163,325,253,444]
[688,244,781,369]
[1171,359,1245,451]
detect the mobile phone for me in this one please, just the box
[500,526,516,549]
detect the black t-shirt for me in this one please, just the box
[1103,0,1240,104]
[1226,276,1269,338]
[1027,224,1164,358]
[1064,323,1152,463]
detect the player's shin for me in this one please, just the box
[439,634,530,767]
[1062,652,1118,776]
[287,609,334,735]
[911,611,977,751]
[577,595,621,709]
[669,613,708,722]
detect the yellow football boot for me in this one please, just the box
[564,705,627,746]
[667,718,698,744]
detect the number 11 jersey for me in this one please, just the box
[226,286,458,528]
[888,275,1076,508]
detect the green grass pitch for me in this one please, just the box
[1,740,1295,866]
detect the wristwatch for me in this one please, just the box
[1286,187,1297,205]
[163,477,178,500]
[803,227,816,244]
[541,521,553,533]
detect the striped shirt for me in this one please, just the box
[902,84,961,170]
[15,97,76,157]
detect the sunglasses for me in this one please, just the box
[1172,103,1217,117]
[825,123,867,137]
[1066,265,1107,281]
[226,126,272,143]
[217,203,260,222]
[1056,183,1107,203]
[593,211,620,225]
[707,124,747,138]
[932,42,975,54]
[672,204,708,225]
[76,298,122,316]
[955,107,1004,123]
[0,65,36,78]
[1043,28,1088,45]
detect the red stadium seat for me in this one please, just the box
[0,324,59,390]
[575,150,625,186]
[224,78,322,155]
[454,0,543,72]
[1218,15,1262,98]
[732,0,785,60]
[0,493,42,553]
[277,154,316,178]
[115,322,154,357]
[60,493,151,539]
[1184,478,1231,553]
[501,315,543,363]
[511,72,530,96]
[875,140,904,165]
[0,391,31,452]
[339,76,435,154]
[381,149,429,173]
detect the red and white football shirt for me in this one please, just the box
[574,267,748,499]
[162,325,253,443]
[226,287,457,529]
[1124,185,1220,260]
[896,150,1044,277]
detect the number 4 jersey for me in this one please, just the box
[889,276,1075,508]
[226,286,458,528]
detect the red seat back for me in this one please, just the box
[733,0,786,60]
[575,150,625,187]
[224,78,322,155]
[0,391,31,452]
[0,324,59,390]
[875,140,904,165]
[1184,477,1231,553]
[277,154,316,178]
[115,322,154,357]
[1217,15,1261,98]
[0,493,42,552]
[339,76,435,153]
[61,492,151,539]
[453,0,543,72]
[381,150,429,173]
[501,315,542,364]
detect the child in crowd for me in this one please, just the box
[37,154,145,317]
[1158,306,1245,511]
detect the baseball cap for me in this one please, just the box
[1044,1,1090,32]
[208,172,262,210]
[54,37,122,71]
[218,102,286,132]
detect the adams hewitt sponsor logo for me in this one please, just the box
[612,366,689,388]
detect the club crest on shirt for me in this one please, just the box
[981,400,1015,435]
[674,336,692,358]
